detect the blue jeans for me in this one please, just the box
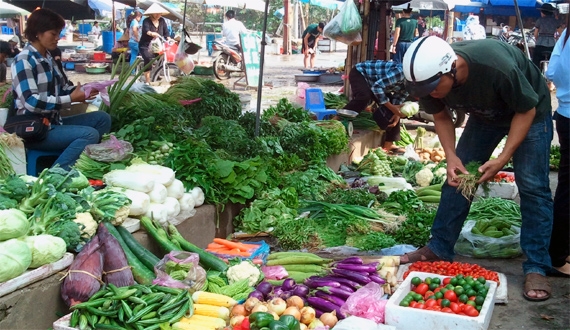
[26,111,112,170]
[428,114,554,276]
[129,40,139,68]
[393,41,412,64]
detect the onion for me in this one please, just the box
[248,290,265,301]
[282,306,301,321]
[230,315,245,326]
[269,311,280,320]
[320,310,338,328]
[286,296,304,310]
[256,281,274,297]
[244,297,260,312]
[300,306,316,325]
[251,303,269,313]
[282,278,296,291]
[268,297,287,315]
[308,319,325,329]
[300,324,308,330]
[231,304,246,317]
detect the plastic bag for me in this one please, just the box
[85,135,133,162]
[334,316,387,330]
[341,0,362,34]
[454,220,522,258]
[340,282,388,324]
[164,39,178,62]
[175,35,195,74]
[82,79,118,106]
[150,37,163,54]
[152,251,207,291]
[261,265,289,280]
[403,144,420,161]
[323,10,362,46]
[296,82,310,107]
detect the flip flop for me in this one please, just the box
[400,246,442,264]
[523,273,551,302]
[548,268,570,278]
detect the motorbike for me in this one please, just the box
[211,40,244,80]
[410,106,466,128]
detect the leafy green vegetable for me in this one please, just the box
[87,188,131,225]
[0,238,32,282]
[278,163,345,200]
[323,187,378,207]
[262,98,312,123]
[550,145,560,170]
[345,232,397,251]
[234,187,299,233]
[21,235,67,268]
[194,116,259,161]
[0,175,29,203]
[0,209,30,241]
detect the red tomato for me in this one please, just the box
[441,307,453,313]
[415,303,426,309]
[432,305,442,311]
[443,277,451,285]
[444,290,458,302]
[464,305,480,317]
[433,287,441,293]
[469,296,477,301]
[241,318,250,330]
[450,302,461,314]
[409,301,418,308]
[415,283,429,295]
[424,291,435,299]
[425,299,438,308]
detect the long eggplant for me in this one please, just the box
[332,268,372,285]
[318,276,360,291]
[335,263,378,273]
[319,286,353,300]
[335,256,363,264]
[315,290,347,307]
[305,278,341,289]
[307,296,346,319]
[368,274,386,285]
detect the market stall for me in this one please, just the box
[1,45,561,329]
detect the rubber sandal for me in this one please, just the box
[523,273,551,302]
[399,246,442,264]
[547,268,570,278]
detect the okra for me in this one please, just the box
[86,306,118,317]
[142,324,161,330]
[134,284,152,295]
[79,314,89,330]
[110,288,138,300]
[167,300,190,323]
[157,297,189,316]
[141,292,164,304]
[128,296,147,306]
[103,300,113,310]
[99,316,107,324]
[94,324,126,330]
[135,318,160,326]
[132,303,144,315]
[88,314,99,328]
[121,300,133,319]
[69,310,80,328]
[150,285,182,295]
[141,311,157,320]
[89,288,109,301]
[71,298,108,310]
[126,303,160,323]
[118,306,125,323]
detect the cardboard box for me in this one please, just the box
[385,271,497,330]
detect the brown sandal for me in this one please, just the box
[399,246,442,264]
[523,273,551,302]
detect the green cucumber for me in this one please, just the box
[167,224,228,273]
[417,189,442,197]
[103,222,156,285]
[140,217,181,253]
[418,195,441,203]
[117,225,160,271]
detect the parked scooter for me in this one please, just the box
[410,106,466,128]
[211,40,244,80]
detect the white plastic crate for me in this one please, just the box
[385,271,497,330]
[475,182,518,200]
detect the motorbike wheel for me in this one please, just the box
[213,53,232,80]
[152,63,184,83]
[448,107,466,128]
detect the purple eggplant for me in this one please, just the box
[292,284,310,297]
[256,281,274,297]
[248,290,265,301]
[307,296,346,319]
[332,268,372,285]
[336,256,363,264]
[319,276,360,291]
[282,278,296,291]
[368,274,386,285]
[335,263,378,273]
[315,290,347,307]
[305,278,341,289]
[319,286,353,300]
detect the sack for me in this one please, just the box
[372,105,394,130]
[174,34,195,74]
[454,220,522,258]
[3,113,51,142]
[341,0,362,34]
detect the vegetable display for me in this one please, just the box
[403,261,500,283]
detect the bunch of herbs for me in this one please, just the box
[234,187,299,233]
[262,98,312,123]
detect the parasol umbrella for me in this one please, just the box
[405,0,449,11]
[0,0,31,18]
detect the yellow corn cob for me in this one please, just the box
[192,291,237,308]
[194,303,230,321]
[172,321,216,330]
[179,314,227,328]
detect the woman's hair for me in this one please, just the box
[24,8,65,42]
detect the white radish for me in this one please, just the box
[164,197,181,218]
[125,163,175,186]
[165,179,185,199]
[108,187,150,216]
[178,192,196,211]
[103,170,155,192]
[144,203,168,225]
[148,183,167,203]
[190,187,205,207]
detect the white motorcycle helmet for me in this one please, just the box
[402,36,458,97]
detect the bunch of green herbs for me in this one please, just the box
[234,187,299,233]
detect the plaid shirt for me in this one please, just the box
[11,44,74,124]
[354,60,408,105]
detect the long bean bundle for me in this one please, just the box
[467,197,522,226]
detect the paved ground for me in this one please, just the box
[10,47,569,330]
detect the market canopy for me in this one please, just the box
[87,0,128,17]
[5,0,95,19]
[186,0,267,12]
[400,0,449,11]
[0,0,30,18]
[299,0,345,10]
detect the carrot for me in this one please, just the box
[206,248,252,257]
[207,243,226,250]
[213,238,258,251]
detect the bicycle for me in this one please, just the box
[134,35,184,83]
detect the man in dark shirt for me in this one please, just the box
[302,22,324,69]
[391,5,418,63]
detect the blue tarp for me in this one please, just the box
[479,0,538,7]
[461,0,542,16]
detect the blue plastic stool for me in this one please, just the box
[26,150,62,176]
[305,88,337,120]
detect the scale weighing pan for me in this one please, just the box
[336,109,359,118]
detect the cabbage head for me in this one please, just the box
[0,238,32,282]
[22,235,67,268]
[0,209,30,241]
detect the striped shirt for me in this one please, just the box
[11,44,74,124]
[354,60,407,105]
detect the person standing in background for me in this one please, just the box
[463,15,486,40]
[91,21,101,36]
[417,15,426,38]
[533,4,560,69]
[301,22,325,69]
[128,10,143,69]
[545,15,569,277]
[391,4,418,64]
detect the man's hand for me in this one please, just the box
[446,154,467,187]
[478,158,507,184]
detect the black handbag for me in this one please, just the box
[3,113,51,142]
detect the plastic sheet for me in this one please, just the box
[340,282,388,324]
[152,251,206,291]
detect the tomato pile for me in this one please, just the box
[399,274,489,317]
[403,261,500,284]
[492,172,515,183]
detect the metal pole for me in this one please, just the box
[254,0,271,137]
[513,0,530,60]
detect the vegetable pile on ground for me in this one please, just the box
[403,261,500,283]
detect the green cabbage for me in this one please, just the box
[22,235,67,268]
[0,238,32,282]
[0,209,30,241]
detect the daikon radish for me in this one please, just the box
[144,203,168,225]
[178,193,196,211]
[125,163,175,186]
[108,187,150,216]
[103,170,155,193]
[190,187,205,207]
[165,179,185,199]
[164,197,181,218]
[149,183,167,203]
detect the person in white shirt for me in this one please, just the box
[222,10,247,51]
[91,21,101,36]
